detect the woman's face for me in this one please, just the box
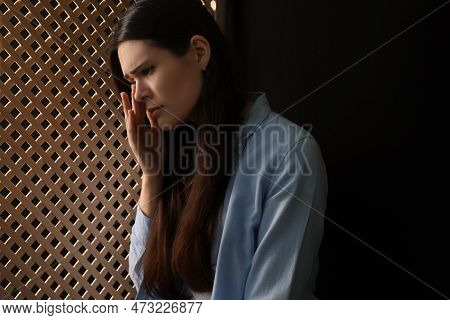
[117,36,210,129]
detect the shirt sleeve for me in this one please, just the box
[129,203,154,294]
[244,136,328,299]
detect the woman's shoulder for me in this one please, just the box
[245,110,321,166]
[265,110,315,144]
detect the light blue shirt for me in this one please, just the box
[129,92,328,299]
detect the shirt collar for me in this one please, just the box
[234,91,272,153]
[240,91,272,141]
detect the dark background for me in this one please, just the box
[217,0,449,298]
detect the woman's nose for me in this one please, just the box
[134,88,144,103]
[134,90,143,103]
[134,81,150,103]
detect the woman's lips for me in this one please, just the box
[148,106,163,117]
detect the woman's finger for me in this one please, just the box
[131,83,147,125]
[127,108,136,141]
[135,94,145,122]
[146,110,155,128]
[131,83,144,126]
[147,110,160,129]
[131,83,137,114]
[121,91,136,139]
[121,92,129,121]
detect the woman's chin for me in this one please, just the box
[157,111,199,131]
[157,115,181,131]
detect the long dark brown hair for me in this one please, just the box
[107,0,249,299]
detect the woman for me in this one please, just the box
[107,0,328,299]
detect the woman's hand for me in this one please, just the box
[121,84,163,178]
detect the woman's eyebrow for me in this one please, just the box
[123,61,148,80]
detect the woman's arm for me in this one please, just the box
[129,176,161,293]
[244,136,328,299]
[129,201,154,294]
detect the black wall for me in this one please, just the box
[218,0,450,299]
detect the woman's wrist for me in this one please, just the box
[140,170,162,178]
[139,174,163,219]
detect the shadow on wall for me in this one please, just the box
[218,0,450,299]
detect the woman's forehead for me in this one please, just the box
[118,41,169,73]
[118,40,160,59]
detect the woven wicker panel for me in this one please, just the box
[0,0,217,300]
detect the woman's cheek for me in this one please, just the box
[157,70,180,99]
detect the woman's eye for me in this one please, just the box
[143,66,155,75]
[124,66,154,84]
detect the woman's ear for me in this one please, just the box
[190,35,210,71]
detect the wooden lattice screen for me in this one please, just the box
[0,0,217,300]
